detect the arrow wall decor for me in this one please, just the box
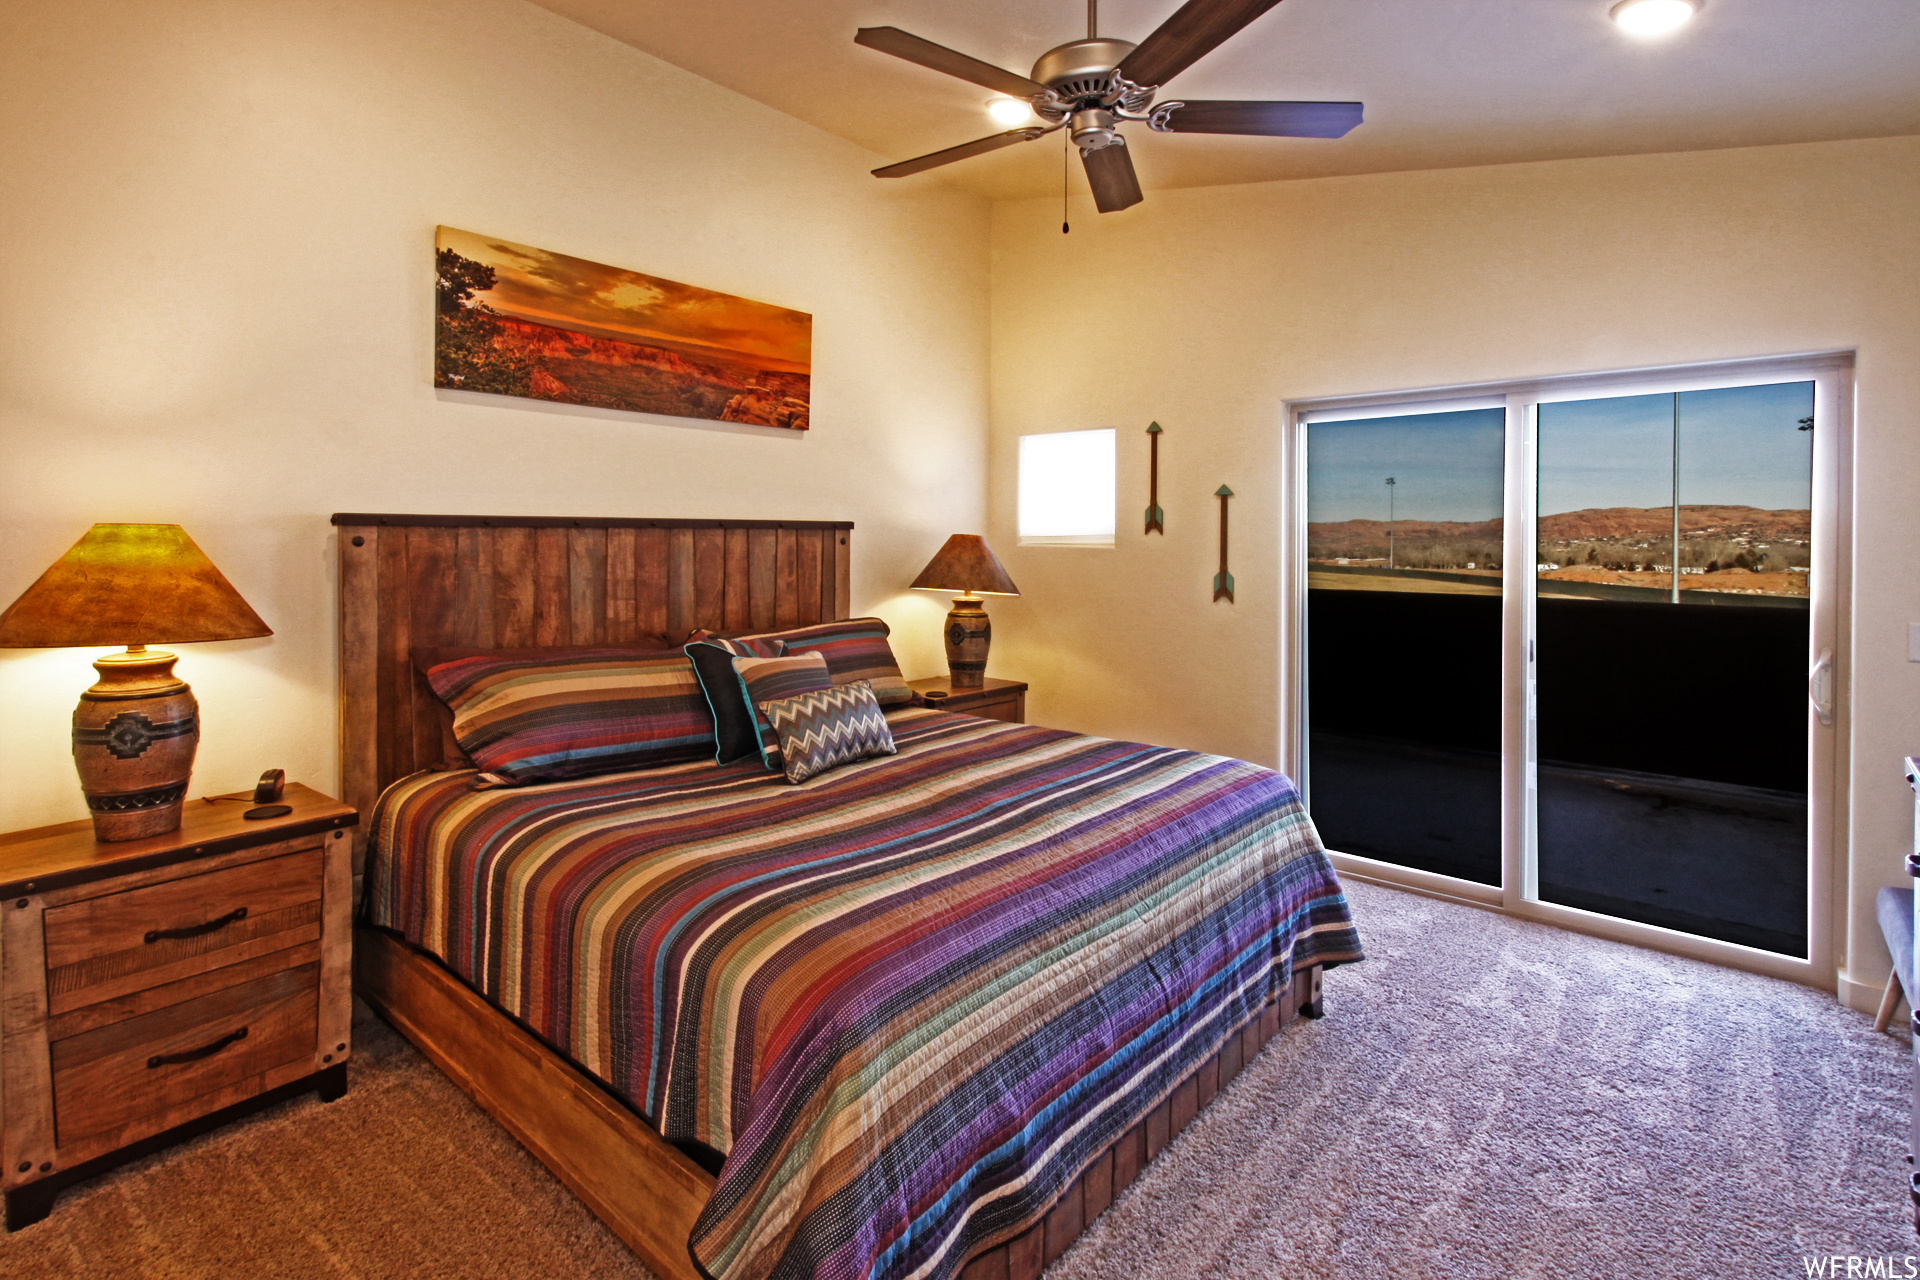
[1144,422,1165,534]
[1213,485,1234,602]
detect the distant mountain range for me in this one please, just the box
[1540,505,1809,542]
[1309,505,1810,547]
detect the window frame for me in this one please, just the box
[1282,351,1854,990]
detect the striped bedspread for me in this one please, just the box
[366,709,1362,1280]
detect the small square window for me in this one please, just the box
[1018,429,1115,547]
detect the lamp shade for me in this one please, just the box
[0,523,272,649]
[909,534,1020,597]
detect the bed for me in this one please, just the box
[336,513,1362,1280]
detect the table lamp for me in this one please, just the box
[909,534,1020,688]
[0,524,272,841]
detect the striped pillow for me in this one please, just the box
[686,629,782,659]
[425,648,714,785]
[730,651,833,769]
[775,618,912,708]
[758,680,898,784]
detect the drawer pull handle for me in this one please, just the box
[145,906,247,944]
[148,1026,248,1069]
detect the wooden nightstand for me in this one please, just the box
[0,783,357,1230]
[909,676,1028,725]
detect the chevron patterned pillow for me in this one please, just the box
[757,680,898,784]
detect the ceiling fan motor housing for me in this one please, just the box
[1032,38,1145,150]
[1031,38,1137,100]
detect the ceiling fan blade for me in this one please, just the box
[1081,143,1144,213]
[872,130,1035,179]
[1119,0,1287,88]
[1156,100,1363,138]
[854,27,1045,98]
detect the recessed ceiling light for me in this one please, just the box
[987,98,1035,127]
[1610,0,1700,37]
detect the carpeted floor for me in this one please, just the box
[5,879,1912,1279]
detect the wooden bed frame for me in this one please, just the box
[336,512,1324,1280]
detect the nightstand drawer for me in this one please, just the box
[43,846,324,1016]
[50,962,320,1146]
[963,695,1022,724]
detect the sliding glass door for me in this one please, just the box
[1535,384,1813,955]
[1304,408,1505,885]
[1293,357,1844,981]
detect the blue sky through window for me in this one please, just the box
[1308,409,1505,524]
[1539,382,1812,515]
[1307,384,1813,524]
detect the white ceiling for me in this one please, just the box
[528,0,1920,201]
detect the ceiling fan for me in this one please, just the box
[854,0,1363,213]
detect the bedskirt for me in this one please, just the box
[365,708,1362,1280]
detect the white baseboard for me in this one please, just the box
[1837,969,1892,1017]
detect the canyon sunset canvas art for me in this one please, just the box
[434,227,811,429]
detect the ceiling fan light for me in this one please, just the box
[1609,0,1699,36]
[986,98,1034,126]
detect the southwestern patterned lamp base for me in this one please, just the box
[72,647,199,841]
[943,595,992,689]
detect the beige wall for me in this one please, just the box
[986,137,1920,1004]
[0,0,990,831]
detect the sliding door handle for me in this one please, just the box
[1809,646,1834,727]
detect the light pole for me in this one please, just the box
[1385,476,1396,569]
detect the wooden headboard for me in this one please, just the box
[333,513,853,866]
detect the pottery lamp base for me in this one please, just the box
[943,595,991,689]
[72,646,199,842]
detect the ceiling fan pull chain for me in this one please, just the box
[1063,126,1071,234]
